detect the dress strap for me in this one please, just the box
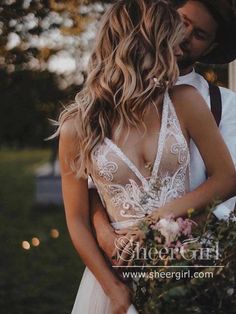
[151,91,169,178]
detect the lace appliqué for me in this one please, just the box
[165,98,190,201]
[93,145,118,182]
[91,91,190,222]
[102,179,165,219]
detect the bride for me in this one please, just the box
[56,0,236,313]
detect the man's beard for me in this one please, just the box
[177,42,197,72]
[177,55,196,71]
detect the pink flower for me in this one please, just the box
[154,236,162,244]
[175,240,182,248]
[176,217,194,236]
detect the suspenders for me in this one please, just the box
[208,82,222,127]
[205,82,222,180]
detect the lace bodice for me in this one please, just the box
[90,92,190,227]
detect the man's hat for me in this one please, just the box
[172,0,236,64]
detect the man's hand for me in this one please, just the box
[113,227,145,266]
[89,189,145,266]
[101,228,120,264]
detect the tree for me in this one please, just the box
[0,0,111,88]
[0,0,111,147]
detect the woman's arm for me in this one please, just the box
[59,119,132,312]
[151,85,236,219]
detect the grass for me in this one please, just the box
[0,150,84,314]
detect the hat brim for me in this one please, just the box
[200,40,236,64]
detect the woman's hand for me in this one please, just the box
[146,211,161,224]
[107,281,133,314]
[146,208,172,224]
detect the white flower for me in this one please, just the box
[156,218,181,245]
[227,288,234,296]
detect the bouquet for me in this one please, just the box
[120,208,236,314]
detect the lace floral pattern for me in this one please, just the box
[91,91,190,223]
[93,145,118,182]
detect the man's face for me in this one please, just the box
[177,0,218,70]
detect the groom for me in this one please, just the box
[89,0,236,262]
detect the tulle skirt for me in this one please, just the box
[71,267,112,313]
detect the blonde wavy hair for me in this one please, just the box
[55,0,185,178]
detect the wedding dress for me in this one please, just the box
[71,91,190,313]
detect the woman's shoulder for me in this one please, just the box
[169,84,208,113]
[170,84,202,102]
[58,115,81,166]
[59,116,78,142]
[169,84,212,130]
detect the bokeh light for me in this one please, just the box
[31,237,40,247]
[50,229,59,238]
[22,241,31,250]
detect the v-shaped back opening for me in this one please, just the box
[104,91,170,186]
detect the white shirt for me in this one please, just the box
[177,70,236,220]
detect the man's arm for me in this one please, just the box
[213,88,236,220]
[89,188,118,262]
[149,85,236,219]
